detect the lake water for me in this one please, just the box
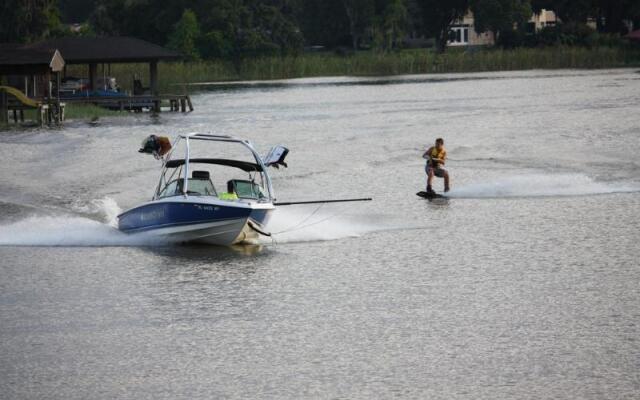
[1,69,639,399]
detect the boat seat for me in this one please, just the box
[157,171,217,198]
[189,171,216,196]
[170,174,216,196]
[192,170,210,180]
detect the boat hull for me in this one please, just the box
[118,200,273,246]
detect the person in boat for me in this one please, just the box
[422,137,450,194]
[219,181,239,201]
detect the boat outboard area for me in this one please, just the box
[117,133,288,246]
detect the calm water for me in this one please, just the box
[1,69,640,399]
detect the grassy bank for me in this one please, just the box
[80,46,640,93]
[63,103,124,120]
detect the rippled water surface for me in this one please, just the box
[1,69,640,399]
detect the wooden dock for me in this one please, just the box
[2,92,193,127]
[1,87,65,126]
[59,94,193,113]
[5,102,66,126]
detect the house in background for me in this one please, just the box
[448,9,559,47]
[448,12,495,47]
[528,9,559,32]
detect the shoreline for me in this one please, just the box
[155,46,640,92]
[181,67,638,87]
[61,46,640,95]
[3,48,638,127]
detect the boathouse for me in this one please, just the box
[0,45,66,124]
[0,37,189,125]
[29,37,181,96]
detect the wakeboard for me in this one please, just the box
[416,191,449,200]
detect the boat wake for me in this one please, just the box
[0,215,164,247]
[266,207,391,244]
[447,173,640,199]
[3,174,635,247]
[70,197,122,227]
[0,197,162,247]
[0,197,387,247]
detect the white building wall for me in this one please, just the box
[449,12,495,47]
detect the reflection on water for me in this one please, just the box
[144,243,268,260]
[190,69,631,92]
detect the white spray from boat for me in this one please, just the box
[0,197,160,247]
[0,197,384,247]
[446,173,639,198]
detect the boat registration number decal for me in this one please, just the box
[139,208,165,221]
[195,205,217,211]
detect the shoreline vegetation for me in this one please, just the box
[93,46,640,94]
[0,45,636,128]
[12,46,633,125]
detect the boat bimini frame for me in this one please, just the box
[153,133,281,202]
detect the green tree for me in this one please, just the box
[414,0,469,52]
[91,0,131,36]
[91,0,187,44]
[470,0,532,44]
[342,0,376,49]
[198,30,234,59]
[297,0,351,47]
[631,1,640,32]
[249,0,304,55]
[0,0,62,43]
[167,9,201,60]
[404,0,425,38]
[382,0,409,49]
[595,0,638,34]
[59,0,98,23]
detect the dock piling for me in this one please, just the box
[186,96,193,112]
[0,91,7,124]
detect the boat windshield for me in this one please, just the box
[229,179,267,200]
[157,177,217,198]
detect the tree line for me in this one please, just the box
[2,0,639,59]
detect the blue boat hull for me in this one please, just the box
[118,201,272,245]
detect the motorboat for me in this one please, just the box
[117,133,288,245]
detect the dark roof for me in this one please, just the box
[26,37,181,64]
[165,158,263,172]
[0,44,60,66]
[0,44,64,74]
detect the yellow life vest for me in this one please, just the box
[219,192,238,200]
[428,146,446,166]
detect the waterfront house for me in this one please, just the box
[448,12,495,47]
[448,9,559,47]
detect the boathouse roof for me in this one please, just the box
[0,45,65,74]
[26,37,182,64]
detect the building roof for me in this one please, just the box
[26,36,181,64]
[0,45,60,66]
[0,45,65,74]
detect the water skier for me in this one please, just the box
[422,138,450,194]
